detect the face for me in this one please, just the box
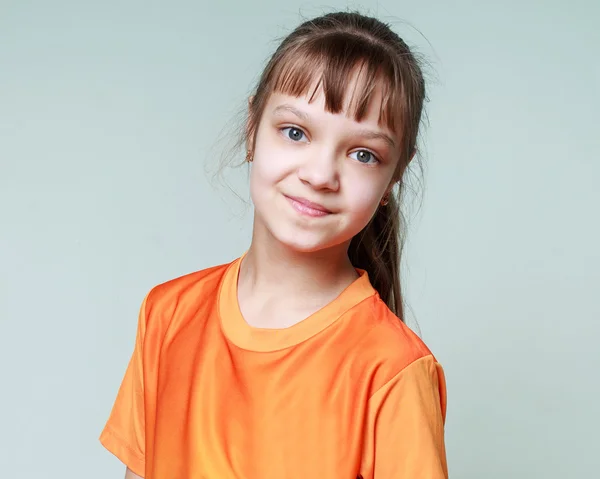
[248,83,401,254]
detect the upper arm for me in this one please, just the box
[361,355,448,478]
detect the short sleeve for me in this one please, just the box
[361,355,448,478]
[99,295,148,477]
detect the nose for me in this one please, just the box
[296,149,340,191]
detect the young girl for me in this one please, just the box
[100,11,448,479]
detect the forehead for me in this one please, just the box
[276,52,403,121]
[267,89,385,130]
[268,70,393,132]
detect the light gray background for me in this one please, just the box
[1,0,598,477]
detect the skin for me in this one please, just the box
[238,78,402,329]
[122,75,403,479]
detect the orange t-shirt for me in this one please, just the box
[100,256,448,478]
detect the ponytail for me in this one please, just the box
[348,194,404,320]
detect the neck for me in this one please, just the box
[240,226,358,302]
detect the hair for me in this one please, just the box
[241,11,428,321]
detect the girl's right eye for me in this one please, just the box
[281,126,308,142]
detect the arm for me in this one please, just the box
[361,355,448,478]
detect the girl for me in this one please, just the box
[100,11,448,479]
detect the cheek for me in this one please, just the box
[250,128,299,192]
[250,154,280,192]
[344,176,386,221]
[249,144,291,205]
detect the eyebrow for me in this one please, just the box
[353,128,396,149]
[272,104,309,121]
[272,103,396,149]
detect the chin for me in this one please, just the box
[253,200,356,254]
[270,226,348,254]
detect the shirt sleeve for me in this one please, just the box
[99,295,149,477]
[361,354,448,478]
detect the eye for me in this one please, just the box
[281,126,308,142]
[349,149,379,165]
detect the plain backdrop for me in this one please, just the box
[1,0,599,477]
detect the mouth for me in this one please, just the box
[284,195,333,217]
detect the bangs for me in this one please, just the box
[268,32,408,136]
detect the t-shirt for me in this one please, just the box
[100,256,448,478]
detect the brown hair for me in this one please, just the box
[244,11,427,321]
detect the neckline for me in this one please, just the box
[218,255,377,352]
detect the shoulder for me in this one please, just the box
[147,261,230,309]
[346,294,441,394]
[139,259,233,334]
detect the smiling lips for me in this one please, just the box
[285,195,332,217]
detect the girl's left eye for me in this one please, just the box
[281,127,308,142]
[349,149,379,165]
